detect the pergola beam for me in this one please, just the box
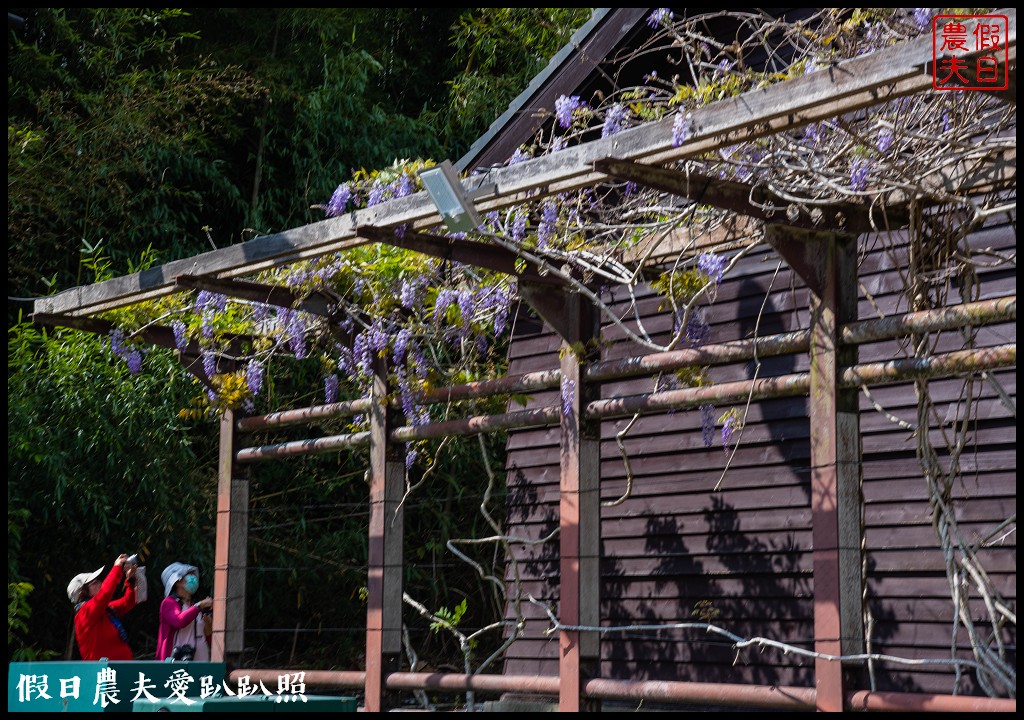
[32,9,1014,320]
[358,226,569,286]
[594,158,903,234]
[174,273,338,317]
[29,312,253,358]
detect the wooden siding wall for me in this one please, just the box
[500,218,1016,697]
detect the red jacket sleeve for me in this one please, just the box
[160,596,202,630]
[108,574,137,617]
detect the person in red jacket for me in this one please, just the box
[67,553,138,661]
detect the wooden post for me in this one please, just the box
[767,227,865,712]
[364,358,405,711]
[212,408,249,664]
[522,286,602,712]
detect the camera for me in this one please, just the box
[172,644,196,662]
[125,554,140,567]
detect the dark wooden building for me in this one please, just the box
[456,7,1017,706]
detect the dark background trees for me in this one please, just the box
[8,7,589,666]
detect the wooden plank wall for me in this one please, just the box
[499,217,1016,697]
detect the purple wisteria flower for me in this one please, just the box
[511,208,527,243]
[193,290,211,313]
[325,184,352,217]
[804,122,823,144]
[685,310,711,347]
[555,95,583,129]
[549,136,568,153]
[700,404,716,448]
[672,113,692,147]
[193,290,210,313]
[201,311,215,340]
[409,339,429,378]
[245,360,264,397]
[433,288,456,325]
[392,175,416,199]
[283,311,308,359]
[646,8,672,28]
[192,290,226,314]
[850,158,871,191]
[367,320,389,354]
[108,328,147,374]
[912,8,932,32]
[324,374,339,404]
[876,127,894,153]
[697,252,726,286]
[400,276,425,309]
[405,445,418,470]
[335,346,354,378]
[721,413,739,453]
[537,201,558,247]
[395,367,416,419]
[602,104,629,138]
[457,288,475,329]
[491,285,512,337]
[109,328,126,357]
[560,378,576,417]
[623,180,638,196]
[125,349,143,376]
[171,320,188,351]
[202,352,217,378]
[367,180,387,207]
[412,405,431,428]
[509,147,531,165]
[353,332,373,376]
[393,327,412,364]
[252,303,270,323]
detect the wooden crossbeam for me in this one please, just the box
[594,158,903,234]
[358,226,569,286]
[174,274,337,317]
[29,312,252,358]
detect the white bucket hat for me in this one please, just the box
[161,562,199,597]
[67,566,105,603]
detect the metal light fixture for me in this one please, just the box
[418,160,494,233]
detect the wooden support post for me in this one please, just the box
[212,408,249,665]
[365,358,405,712]
[533,288,601,713]
[767,226,865,712]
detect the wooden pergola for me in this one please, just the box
[32,12,1016,712]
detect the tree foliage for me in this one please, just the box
[8,8,261,300]
[8,310,219,657]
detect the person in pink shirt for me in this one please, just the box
[156,562,213,661]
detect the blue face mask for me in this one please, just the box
[183,574,200,595]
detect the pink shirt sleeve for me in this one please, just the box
[160,596,202,630]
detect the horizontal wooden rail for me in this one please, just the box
[227,668,1015,712]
